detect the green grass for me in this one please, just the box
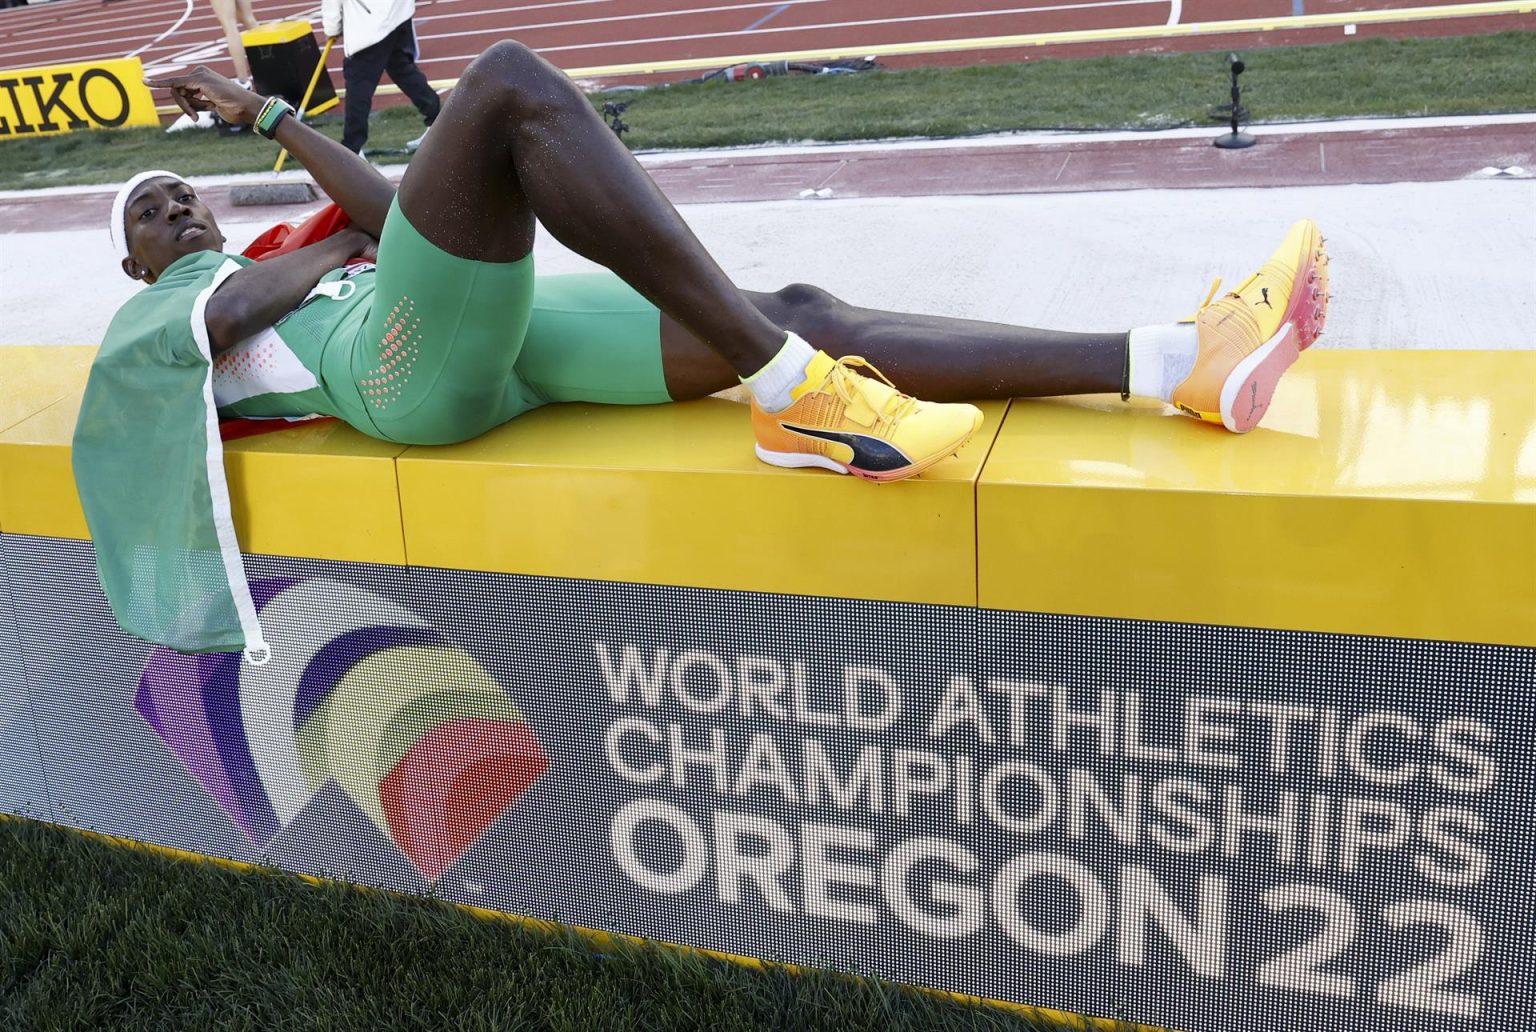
[0,816,1090,1032]
[611,30,1536,148]
[2,31,1532,189]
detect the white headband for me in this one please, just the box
[109,169,187,261]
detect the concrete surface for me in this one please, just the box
[2,179,1531,349]
[0,118,1532,349]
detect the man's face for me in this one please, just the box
[121,177,225,283]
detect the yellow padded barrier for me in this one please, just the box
[5,345,1533,645]
[0,349,409,564]
[978,350,1536,647]
[396,398,1007,606]
[0,345,95,434]
[0,392,89,540]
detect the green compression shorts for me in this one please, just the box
[355,198,671,445]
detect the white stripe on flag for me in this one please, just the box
[190,258,271,665]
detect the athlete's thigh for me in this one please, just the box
[360,199,538,444]
[395,49,535,263]
[515,273,673,406]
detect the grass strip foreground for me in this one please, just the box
[0,815,1112,1032]
[0,32,1531,189]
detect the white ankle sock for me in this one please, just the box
[1126,323,1199,403]
[742,332,816,412]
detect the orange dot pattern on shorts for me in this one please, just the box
[362,297,421,412]
[213,333,282,385]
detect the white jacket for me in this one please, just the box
[322,0,418,57]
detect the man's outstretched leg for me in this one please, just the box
[397,41,980,479]
[660,288,1128,401]
[662,220,1330,435]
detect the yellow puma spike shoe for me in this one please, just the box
[1171,218,1331,433]
[751,353,984,483]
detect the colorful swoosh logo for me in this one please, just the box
[135,577,548,883]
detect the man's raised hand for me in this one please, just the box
[145,67,262,126]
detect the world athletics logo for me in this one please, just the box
[134,576,548,881]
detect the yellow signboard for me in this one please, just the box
[0,56,159,140]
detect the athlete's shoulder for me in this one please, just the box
[163,249,255,284]
[115,251,244,313]
[103,252,249,363]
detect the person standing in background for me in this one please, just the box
[322,0,441,155]
[210,0,261,86]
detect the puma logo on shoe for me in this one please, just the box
[782,424,911,472]
[1247,382,1263,420]
[1257,288,1273,309]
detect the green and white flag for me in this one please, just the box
[73,250,271,662]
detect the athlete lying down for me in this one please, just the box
[120,49,1328,473]
[78,49,1331,659]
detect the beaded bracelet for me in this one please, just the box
[254,96,295,139]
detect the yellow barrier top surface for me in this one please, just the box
[985,351,1536,503]
[396,398,1006,606]
[1,346,1532,643]
[0,347,409,563]
[979,350,1536,646]
[0,346,96,433]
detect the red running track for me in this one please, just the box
[6,119,1531,235]
[0,0,1528,105]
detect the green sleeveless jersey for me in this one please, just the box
[214,255,377,427]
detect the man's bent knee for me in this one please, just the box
[458,41,560,109]
[772,283,842,334]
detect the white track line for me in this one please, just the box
[0,0,977,48]
[409,0,1116,31]
[108,0,1159,67]
[2,0,314,44]
[399,0,1536,69]
[0,3,318,63]
[417,0,839,29]
[0,4,313,51]
[0,0,1151,60]
[406,0,1168,49]
[427,0,807,9]
[1167,0,1181,25]
[126,0,195,59]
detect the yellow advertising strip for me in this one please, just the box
[0,812,1150,1031]
[1,56,158,139]
[156,0,1536,113]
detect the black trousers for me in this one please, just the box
[341,18,441,152]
